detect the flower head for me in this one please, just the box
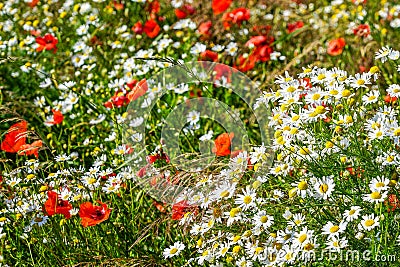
[79,201,112,227]
[327,38,345,56]
[36,34,58,53]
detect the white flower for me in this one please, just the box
[343,206,362,222]
[190,42,206,55]
[375,46,392,63]
[358,214,379,231]
[369,176,389,192]
[363,190,388,203]
[387,84,400,98]
[187,110,200,125]
[199,130,214,141]
[362,90,380,105]
[163,241,185,258]
[321,221,347,237]
[234,187,257,210]
[313,176,335,200]
[253,210,274,229]
[225,42,238,56]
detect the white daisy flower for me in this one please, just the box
[363,190,388,203]
[358,214,379,231]
[313,176,335,200]
[343,206,362,222]
[163,241,185,258]
[369,176,390,192]
[321,221,347,238]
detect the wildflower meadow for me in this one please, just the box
[2,0,400,266]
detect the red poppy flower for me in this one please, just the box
[235,53,258,72]
[146,154,159,164]
[353,24,370,38]
[254,45,273,62]
[113,1,124,10]
[171,200,198,220]
[28,0,39,8]
[175,4,195,19]
[245,35,274,62]
[287,21,304,33]
[147,0,160,14]
[79,201,112,227]
[127,79,138,89]
[223,8,250,29]
[90,36,103,46]
[1,120,43,158]
[44,191,73,219]
[212,0,232,15]
[384,94,397,103]
[36,34,58,53]
[327,38,345,56]
[198,21,212,39]
[199,50,218,62]
[245,36,269,47]
[143,19,160,38]
[18,140,43,158]
[1,120,27,153]
[127,78,148,101]
[132,22,143,34]
[214,64,232,82]
[212,132,234,157]
[45,109,64,125]
[104,90,130,109]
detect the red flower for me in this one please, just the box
[18,140,43,158]
[287,21,304,33]
[244,35,274,64]
[223,8,250,29]
[175,4,195,19]
[45,109,64,126]
[327,38,345,56]
[147,0,160,14]
[171,200,198,220]
[235,54,258,72]
[199,50,218,62]
[132,22,143,34]
[127,78,148,101]
[79,201,112,227]
[1,120,27,153]
[214,64,232,82]
[254,45,273,62]
[353,24,370,38]
[104,90,130,109]
[113,1,124,10]
[212,132,234,157]
[212,0,232,15]
[143,19,160,38]
[44,191,73,219]
[36,34,58,53]
[384,94,397,103]
[198,21,212,39]
[28,0,39,8]
[1,120,43,158]
[386,194,400,212]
